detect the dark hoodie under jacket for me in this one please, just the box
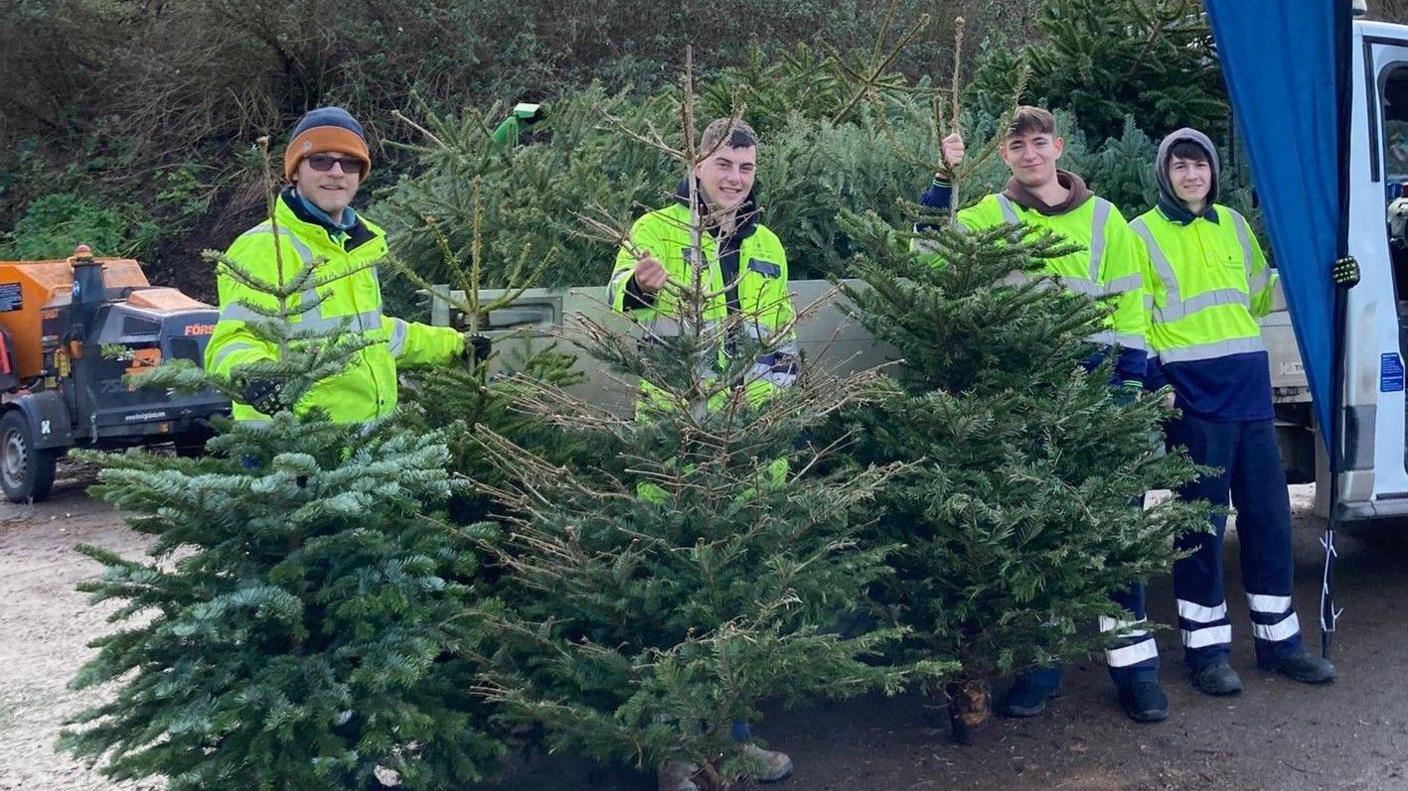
[1154,127,1221,225]
[1001,169,1094,215]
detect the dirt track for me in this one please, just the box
[3,476,1406,791]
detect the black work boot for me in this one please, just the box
[1000,674,1063,718]
[1117,680,1169,723]
[1258,650,1336,684]
[1190,662,1243,695]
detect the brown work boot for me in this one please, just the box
[657,760,700,791]
[739,743,793,782]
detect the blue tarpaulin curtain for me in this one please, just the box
[1205,0,1353,447]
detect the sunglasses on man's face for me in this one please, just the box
[305,154,364,174]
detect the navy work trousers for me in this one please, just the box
[1166,414,1303,670]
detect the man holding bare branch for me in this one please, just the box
[605,116,797,790]
[917,107,1168,725]
[608,117,800,407]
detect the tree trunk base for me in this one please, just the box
[946,679,992,745]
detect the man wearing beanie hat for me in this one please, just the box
[1132,128,1336,695]
[207,106,485,423]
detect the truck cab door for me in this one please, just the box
[1341,25,1408,515]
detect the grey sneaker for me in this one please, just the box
[657,760,699,791]
[1191,662,1244,696]
[739,743,794,783]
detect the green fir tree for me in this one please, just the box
[836,201,1209,740]
[386,181,586,528]
[966,0,1225,143]
[471,287,932,790]
[58,145,503,790]
[468,58,948,790]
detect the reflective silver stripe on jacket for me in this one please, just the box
[241,223,316,267]
[607,268,634,308]
[1105,272,1143,295]
[1087,198,1112,283]
[1169,288,1249,321]
[1155,336,1266,364]
[223,301,381,333]
[1132,213,1273,325]
[1230,210,1255,277]
[211,340,256,369]
[994,194,1021,225]
[1248,266,1274,295]
[1063,277,1103,296]
[1000,271,1103,296]
[225,227,382,332]
[1085,330,1148,351]
[1130,218,1181,315]
[639,316,728,340]
[994,196,1114,292]
[218,303,268,322]
[387,318,409,356]
[642,316,682,338]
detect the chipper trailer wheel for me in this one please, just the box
[0,410,57,503]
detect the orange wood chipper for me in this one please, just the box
[0,245,229,501]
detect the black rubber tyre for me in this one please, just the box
[0,410,58,503]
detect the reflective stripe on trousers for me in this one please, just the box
[1100,615,1159,668]
[1167,414,1302,669]
[1177,598,1232,650]
[1247,592,1301,642]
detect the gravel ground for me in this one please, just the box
[4,478,1407,791]
[0,468,159,791]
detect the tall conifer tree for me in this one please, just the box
[836,203,1208,740]
[59,143,504,790]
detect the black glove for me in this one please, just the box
[463,333,492,365]
[239,377,286,414]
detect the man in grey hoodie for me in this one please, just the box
[1130,128,1336,695]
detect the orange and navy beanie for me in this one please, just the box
[283,107,372,182]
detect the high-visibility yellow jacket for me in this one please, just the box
[1130,204,1274,358]
[1130,204,1277,420]
[206,193,464,423]
[953,192,1149,385]
[607,199,798,406]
